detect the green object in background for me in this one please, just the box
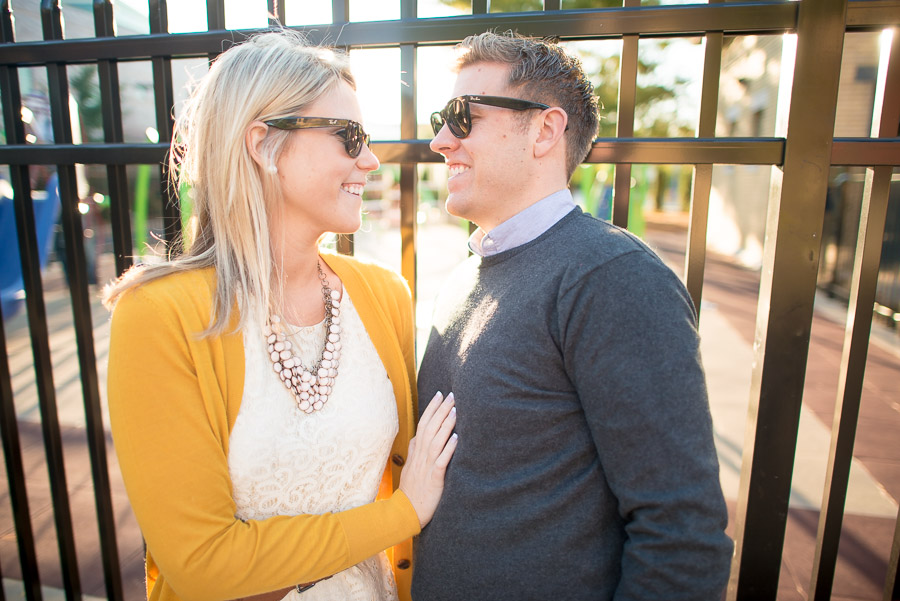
[627,164,647,239]
[133,164,151,257]
[180,180,193,235]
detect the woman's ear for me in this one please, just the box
[533,107,568,160]
[245,120,270,170]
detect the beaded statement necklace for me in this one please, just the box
[264,261,342,414]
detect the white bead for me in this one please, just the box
[299,381,310,391]
[325,342,335,352]
[313,400,323,411]
[274,341,284,352]
[299,400,310,411]
[299,391,309,400]
[270,351,280,362]
[283,340,292,350]
[318,376,328,386]
[328,333,339,343]
[334,341,342,351]
[323,350,333,360]
[264,326,273,337]
[328,368,336,378]
[330,290,340,300]
[331,308,339,317]
[301,371,312,382]
[332,300,341,309]
[330,324,340,334]
[283,379,291,389]
[283,358,294,369]
[321,359,332,369]
[332,317,340,325]
[273,362,282,372]
[280,350,291,360]
[332,359,339,369]
[317,367,328,378]
[267,344,275,353]
[267,334,276,344]
[320,395,329,405]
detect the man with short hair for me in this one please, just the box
[414,31,732,600]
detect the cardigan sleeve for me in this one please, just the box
[107,280,421,601]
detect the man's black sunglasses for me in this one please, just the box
[264,117,371,158]
[430,95,550,138]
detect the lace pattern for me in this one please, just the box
[229,291,399,601]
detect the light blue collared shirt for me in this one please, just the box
[468,189,576,257]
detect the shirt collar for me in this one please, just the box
[468,189,576,257]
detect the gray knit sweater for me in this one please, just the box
[413,208,732,600]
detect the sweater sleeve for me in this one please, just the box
[558,250,733,601]
[107,283,421,601]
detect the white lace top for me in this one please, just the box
[228,291,399,601]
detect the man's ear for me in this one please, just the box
[533,107,568,160]
[245,120,270,169]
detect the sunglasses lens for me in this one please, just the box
[447,98,469,138]
[430,112,444,136]
[345,122,367,157]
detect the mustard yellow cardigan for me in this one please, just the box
[108,253,420,601]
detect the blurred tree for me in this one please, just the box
[69,65,104,143]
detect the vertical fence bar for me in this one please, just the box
[94,0,133,277]
[83,2,128,596]
[148,0,180,255]
[207,0,225,31]
[0,4,43,600]
[36,2,84,600]
[612,0,639,228]
[684,7,722,317]
[887,507,900,601]
[727,2,848,598]
[333,0,349,23]
[473,0,488,15]
[334,0,353,255]
[809,25,900,601]
[400,0,417,307]
[45,1,122,597]
[544,0,561,11]
[267,0,286,27]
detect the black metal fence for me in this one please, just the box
[0,1,898,600]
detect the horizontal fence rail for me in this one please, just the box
[0,1,898,600]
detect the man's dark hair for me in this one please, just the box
[455,31,599,178]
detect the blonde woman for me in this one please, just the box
[104,31,456,601]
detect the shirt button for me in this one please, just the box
[391,454,405,466]
[396,559,411,570]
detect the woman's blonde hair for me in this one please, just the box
[103,30,355,336]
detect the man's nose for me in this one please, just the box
[430,122,459,155]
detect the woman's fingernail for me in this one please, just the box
[447,392,455,403]
[450,407,456,415]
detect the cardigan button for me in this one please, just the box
[391,454,405,466]
[396,559,411,570]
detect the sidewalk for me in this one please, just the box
[0,219,898,600]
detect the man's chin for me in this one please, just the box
[445,196,475,223]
